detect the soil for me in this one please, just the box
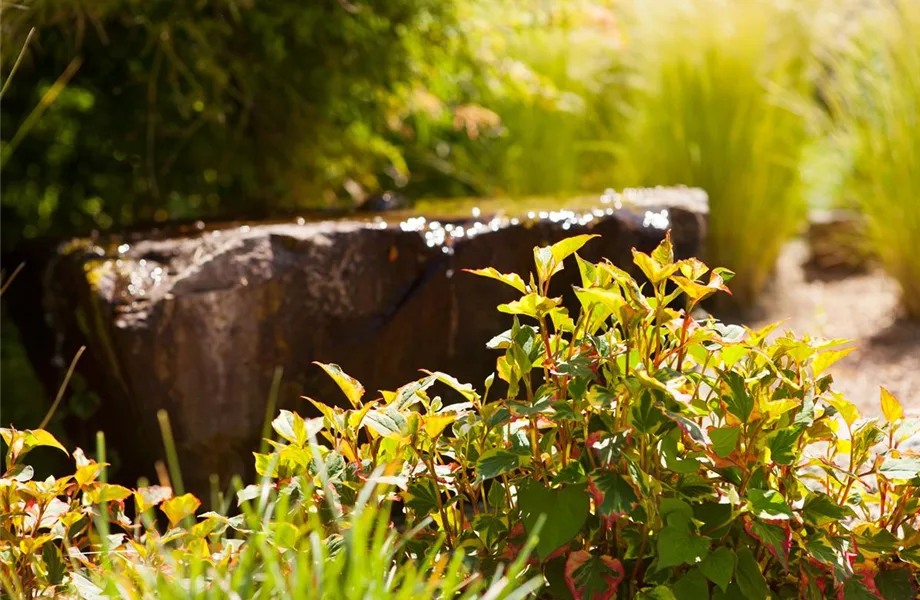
[744,240,920,419]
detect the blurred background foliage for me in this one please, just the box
[2,0,919,438]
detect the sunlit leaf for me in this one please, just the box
[476,449,521,480]
[162,493,201,525]
[880,387,904,424]
[813,347,855,376]
[464,266,527,294]
[497,292,560,318]
[550,234,600,266]
[314,362,365,409]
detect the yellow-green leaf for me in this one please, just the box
[348,403,373,430]
[314,362,364,409]
[497,293,560,318]
[162,493,201,525]
[763,398,800,419]
[306,397,346,434]
[463,267,527,294]
[678,256,709,280]
[633,251,676,285]
[827,393,860,428]
[272,410,307,446]
[549,234,600,266]
[423,414,456,439]
[16,429,69,457]
[671,276,716,303]
[74,463,105,488]
[880,387,903,424]
[813,347,856,377]
[87,483,132,504]
[651,231,674,267]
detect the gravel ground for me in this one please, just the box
[744,240,920,420]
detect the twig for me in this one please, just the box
[0,26,35,99]
[39,346,86,429]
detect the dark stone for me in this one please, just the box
[10,187,707,496]
[804,208,873,280]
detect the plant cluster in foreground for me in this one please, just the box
[2,232,919,599]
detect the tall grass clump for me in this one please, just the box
[400,0,626,199]
[614,0,818,307]
[824,0,920,319]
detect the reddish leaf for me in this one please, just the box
[564,550,624,600]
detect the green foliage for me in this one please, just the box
[822,0,920,319]
[394,0,624,200]
[612,0,819,305]
[0,0,458,246]
[0,426,541,599]
[4,232,920,598]
[274,232,917,596]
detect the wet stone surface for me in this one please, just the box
[27,187,708,495]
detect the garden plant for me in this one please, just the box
[2,232,919,598]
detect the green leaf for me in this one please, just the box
[518,481,589,559]
[592,472,638,517]
[879,457,920,481]
[552,461,587,486]
[767,425,804,466]
[842,578,882,600]
[699,547,736,592]
[314,362,364,409]
[805,533,853,581]
[672,568,708,600]
[721,372,754,422]
[464,266,527,294]
[636,586,677,600]
[472,513,508,548]
[631,390,666,434]
[875,567,916,600]
[476,449,521,480]
[735,547,768,600]
[405,479,439,517]
[748,489,793,520]
[802,492,853,527]
[43,542,66,585]
[657,508,709,569]
[747,520,791,569]
[709,426,740,458]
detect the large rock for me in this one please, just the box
[32,187,708,495]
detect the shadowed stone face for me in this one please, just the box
[33,187,708,495]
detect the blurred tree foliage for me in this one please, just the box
[0,0,465,248]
